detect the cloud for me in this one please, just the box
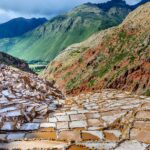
[0,9,18,23]
[0,8,48,23]
[125,0,141,5]
[0,0,142,23]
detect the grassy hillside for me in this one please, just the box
[0,0,134,61]
[42,2,150,96]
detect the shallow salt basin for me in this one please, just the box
[0,89,150,149]
[0,140,68,149]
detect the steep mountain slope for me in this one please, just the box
[43,2,150,96]
[0,17,47,39]
[0,52,33,72]
[0,0,140,61]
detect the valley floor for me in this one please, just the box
[0,86,150,149]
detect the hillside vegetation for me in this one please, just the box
[0,0,136,61]
[43,2,150,96]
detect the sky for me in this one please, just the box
[0,0,141,23]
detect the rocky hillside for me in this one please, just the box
[0,0,143,61]
[0,52,33,73]
[0,17,47,39]
[43,2,150,96]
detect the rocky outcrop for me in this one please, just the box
[43,2,150,96]
[108,61,150,95]
[0,52,33,73]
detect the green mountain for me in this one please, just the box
[0,17,47,38]
[0,0,136,62]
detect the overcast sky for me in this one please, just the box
[0,0,141,23]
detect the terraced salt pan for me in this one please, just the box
[0,65,150,149]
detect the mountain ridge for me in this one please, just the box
[0,17,47,39]
[42,2,150,96]
[0,0,142,62]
